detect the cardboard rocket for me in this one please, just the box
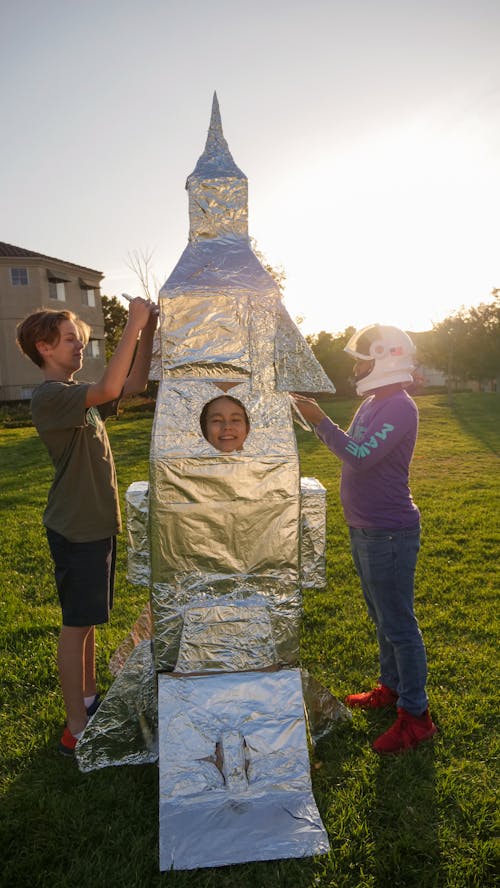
[76,94,348,871]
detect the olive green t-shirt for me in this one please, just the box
[31,380,122,542]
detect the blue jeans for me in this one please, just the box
[349,526,428,715]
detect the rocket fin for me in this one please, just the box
[274,303,335,394]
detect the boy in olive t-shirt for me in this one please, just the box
[17,299,158,755]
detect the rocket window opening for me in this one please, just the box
[200,395,250,453]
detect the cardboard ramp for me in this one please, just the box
[158,669,329,871]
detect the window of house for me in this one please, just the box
[49,281,66,301]
[85,339,101,358]
[10,267,29,286]
[81,288,96,307]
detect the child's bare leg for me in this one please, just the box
[57,625,91,735]
[83,625,97,699]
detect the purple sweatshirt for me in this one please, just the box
[315,389,420,529]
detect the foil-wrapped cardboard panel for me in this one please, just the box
[275,303,336,394]
[300,477,327,589]
[160,291,251,378]
[125,481,150,587]
[150,381,296,459]
[188,179,249,239]
[150,469,299,578]
[76,641,158,772]
[158,669,329,870]
[108,603,153,677]
[174,599,277,673]
[151,576,301,672]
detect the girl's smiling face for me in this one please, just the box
[203,397,249,452]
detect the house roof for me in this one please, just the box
[0,241,102,275]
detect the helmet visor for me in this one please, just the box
[345,325,384,360]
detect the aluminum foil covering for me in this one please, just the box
[175,598,278,673]
[125,481,150,587]
[186,92,248,242]
[125,474,328,596]
[301,670,352,745]
[300,477,327,589]
[159,280,279,392]
[108,602,152,677]
[158,669,329,870]
[155,93,335,394]
[76,641,158,772]
[148,330,161,381]
[275,302,336,394]
[158,258,333,393]
[149,380,302,672]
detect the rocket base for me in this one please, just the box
[158,669,330,871]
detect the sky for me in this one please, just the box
[1,0,499,336]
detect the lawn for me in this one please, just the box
[0,393,498,887]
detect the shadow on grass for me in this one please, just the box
[366,709,440,888]
[451,394,500,457]
[0,726,352,888]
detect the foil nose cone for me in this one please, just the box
[187,91,246,183]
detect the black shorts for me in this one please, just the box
[46,528,116,627]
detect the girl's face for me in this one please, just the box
[204,398,249,452]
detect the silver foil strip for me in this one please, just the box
[125,481,150,587]
[300,477,327,589]
[76,640,158,772]
[301,669,352,745]
[108,602,152,677]
[158,669,329,870]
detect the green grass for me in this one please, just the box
[1,393,498,887]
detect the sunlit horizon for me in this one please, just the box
[2,1,498,338]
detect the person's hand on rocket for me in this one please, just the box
[291,394,327,427]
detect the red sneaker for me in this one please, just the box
[59,727,79,757]
[344,684,398,709]
[373,707,437,755]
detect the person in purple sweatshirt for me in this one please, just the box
[293,324,437,754]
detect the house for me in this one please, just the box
[0,242,106,401]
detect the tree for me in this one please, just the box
[418,292,500,392]
[126,248,161,302]
[101,295,128,361]
[305,327,357,396]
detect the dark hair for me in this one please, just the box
[16,309,90,368]
[200,395,250,440]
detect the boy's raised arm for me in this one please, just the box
[122,304,158,396]
[85,298,156,408]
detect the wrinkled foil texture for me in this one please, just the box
[108,602,152,677]
[158,267,334,394]
[300,477,327,589]
[158,669,329,870]
[125,481,150,586]
[301,670,352,744]
[75,655,351,773]
[76,640,157,772]
[275,302,335,394]
[149,380,302,672]
[125,474,327,596]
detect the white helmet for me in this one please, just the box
[345,324,416,396]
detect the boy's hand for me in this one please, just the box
[144,300,160,329]
[291,394,327,426]
[127,297,156,331]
